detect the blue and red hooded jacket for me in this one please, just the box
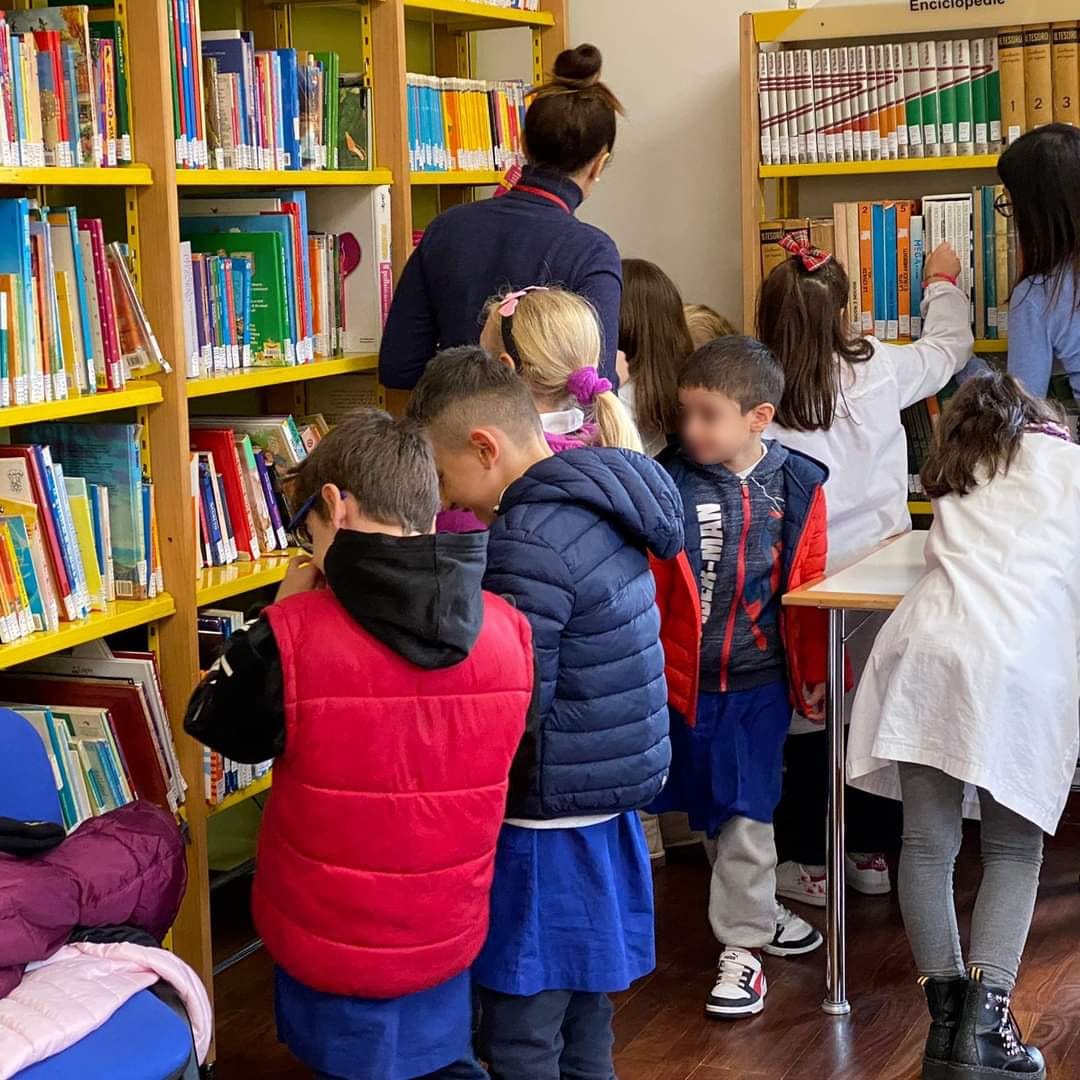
[653,439,829,719]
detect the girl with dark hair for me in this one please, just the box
[998,123,1080,397]
[758,233,973,907]
[848,371,1079,1080]
[379,45,625,394]
[617,259,695,455]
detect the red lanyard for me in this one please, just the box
[513,184,572,214]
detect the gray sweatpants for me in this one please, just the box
[898,762,1044,991]
[706,816,777,949]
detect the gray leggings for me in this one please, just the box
[897,762,1044,991]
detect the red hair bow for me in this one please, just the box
[779,231,833,272]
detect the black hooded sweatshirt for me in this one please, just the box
[184,529,536,763]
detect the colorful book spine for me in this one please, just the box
[911,215,925,339]
[1023,24,1053,131]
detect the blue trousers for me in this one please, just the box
[477,987,615,1080]
[316,1059,486,1080]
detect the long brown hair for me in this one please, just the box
[618,258,694,440]
[526,45,625,175]
[921,371,1067,498]
[756,255,873,432]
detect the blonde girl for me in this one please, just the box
[480,285,643,452]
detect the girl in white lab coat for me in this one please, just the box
[848,372,1078,1080]
[759,234,974,906]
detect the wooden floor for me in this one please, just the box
[212,822,1080,1079]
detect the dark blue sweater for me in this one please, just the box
[378,167,622,390]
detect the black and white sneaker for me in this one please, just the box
[705,948,766,1019]
[762,903,823,957]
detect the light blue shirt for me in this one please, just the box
[1007,271,1080,398]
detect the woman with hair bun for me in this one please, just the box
[379,44,626,394]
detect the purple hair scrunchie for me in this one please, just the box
[566,366,612,408]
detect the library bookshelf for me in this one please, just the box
[0,0,566,1061]
[739,0,1080,330]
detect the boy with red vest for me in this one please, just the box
[184,410,535,1080]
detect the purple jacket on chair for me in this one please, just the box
[0,801,186,997]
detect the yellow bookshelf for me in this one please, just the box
[908,501,933,516]
[197,552,301,607]
[0,164,153,187]
[411,169,504,186]
[0,596,175,669]
[0,383,163,427]
[176,168,393,188]
[208,771,273,815]
[974,339,1008,353]
[186,355,378,398]
[404,0,555,30]
[760,155,1001,179]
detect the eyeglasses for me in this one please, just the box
[993,192,1013,218]
[286,489,349,553]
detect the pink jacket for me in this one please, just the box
[0,942,212,1078]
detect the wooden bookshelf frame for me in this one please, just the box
[0,0,567,1063]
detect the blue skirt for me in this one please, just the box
[649,682,790,836]
[472,813,655,997]
[275,966,474,1080]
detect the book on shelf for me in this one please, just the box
[1,645,183,823]
[0,6,131,168]
[12,421,159,606]
[170,8,362,174]
[757,21,1080,166]
[178,185,391,377]
[190,414,315,572]
[406,74,527,174]
[0,198,165,409]
[759,186,1017,346]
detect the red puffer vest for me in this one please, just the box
[254,587,533,999]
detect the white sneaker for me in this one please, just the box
[775,860,827,908]
[705,948,766,1019]
[762,903,823,957]
[846,852,891,895]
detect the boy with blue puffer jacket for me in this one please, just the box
[409,346,684,1080]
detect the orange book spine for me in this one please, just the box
[858,202,874,334]
[897,200,913,339]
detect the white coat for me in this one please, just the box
[847,432,1080,834]
[770,280,973,731]
[770,280,974,574]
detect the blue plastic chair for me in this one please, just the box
[0,709,197,1080]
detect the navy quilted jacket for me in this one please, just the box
[485,448,685,819]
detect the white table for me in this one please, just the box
[783,530,928,1014]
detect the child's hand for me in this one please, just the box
[922,243,961,284]
[275,555,322,602]
[803,682,826,724]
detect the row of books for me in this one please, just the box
[758,24,1080,165]
[191,414,327,570]
[5,642,185,827]
[0,422,161,641]
[198,606,271,806]
[178,186,392,376]
[760,188,1018,345]
[469,0,540,9]
[0,198,164,409]
[0,6,131,170]
[407,75,527,174]
[166,5,372,173]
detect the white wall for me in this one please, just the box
[478,1,789,328]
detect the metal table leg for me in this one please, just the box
[823,606,850,1015]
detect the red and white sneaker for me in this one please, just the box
[705,948,767,1019]
[775,860,827,908]
[846,852,891,895]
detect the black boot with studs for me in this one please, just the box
[948,968,1045,1079]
